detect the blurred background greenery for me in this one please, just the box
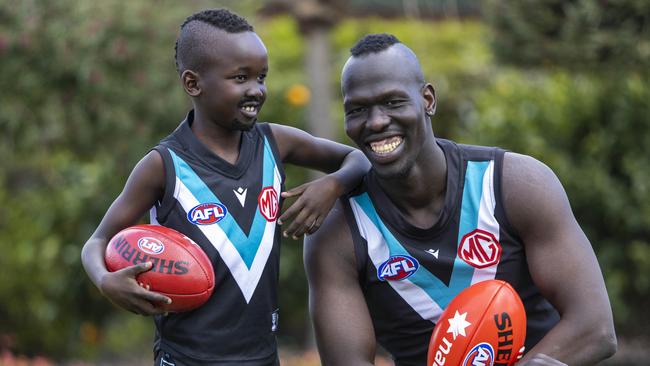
[0,0,648,364]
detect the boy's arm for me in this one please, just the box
[269,123,370,239]
[503,153,617,365]
[81,150,171,315]
[304,201,377,366]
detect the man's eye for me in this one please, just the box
[346,107,364,116]
[385,100,403,107]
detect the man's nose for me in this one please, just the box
[366,106,390,131]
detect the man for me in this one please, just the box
[81,9,369,365]
[305,34,617,366]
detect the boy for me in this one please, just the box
[81,9,369,366]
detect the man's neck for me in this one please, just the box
[376,140,447,229]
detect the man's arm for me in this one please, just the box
[81,150,171,315]
[269,123,370,238]
[502,152,617,365]
[304,201,376,366]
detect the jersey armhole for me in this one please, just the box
[493,148,521,240]
[150,146,176,223]
[342,198,369,289]
[257,123,286,184]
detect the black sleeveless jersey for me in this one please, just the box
[149,111,284,365]
[342,139,560,366]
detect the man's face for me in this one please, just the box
[197,31,268,131]
[342,47,433,179]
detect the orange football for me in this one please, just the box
[427,280,526,366]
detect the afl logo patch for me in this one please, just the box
[462,342,494,366]
[138,237,165,255]
[187,202,227,225]
[458,229,502,269]
[258,186,279,221]
[377,255,419,281]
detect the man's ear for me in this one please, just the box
[422,83,436,116]
[181,70,201,97]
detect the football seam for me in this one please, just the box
[461,280,507,361]
[143,226,214,291]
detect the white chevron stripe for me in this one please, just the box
[350,199,443,323]
[172,165,281,303]
[471,160,500,285]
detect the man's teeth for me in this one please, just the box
[370,137,403,154]
[242,106,256,113]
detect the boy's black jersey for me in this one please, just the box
[150,111,284,365]
[342,139,560,366]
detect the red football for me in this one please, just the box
[105,224,215,312]
[427,280,526,366]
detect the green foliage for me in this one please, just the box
[484,0,650,70]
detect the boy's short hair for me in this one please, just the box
[350,33,401,57]
[175,8,254,73]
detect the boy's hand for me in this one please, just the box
[99,262,171,316]
[278,175,342,239]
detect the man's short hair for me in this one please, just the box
[175,9,254,73]
[350,33,401,57]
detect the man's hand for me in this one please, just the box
[278,175,342,239]
[518,354,567,366]
[99,262,172,316]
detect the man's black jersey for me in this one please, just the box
[150,111,284,365]
[342,139,559,366]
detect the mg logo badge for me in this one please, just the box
[458,229,501,268]
[258,186,279,221]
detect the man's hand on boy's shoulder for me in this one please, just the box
[278,174,343,240]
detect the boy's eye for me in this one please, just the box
[234,75,247,82]
[257,74,267,83]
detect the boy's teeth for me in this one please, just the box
[370,137,403,154]
[242,106,256,112]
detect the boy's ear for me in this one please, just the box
[181,70,201,97]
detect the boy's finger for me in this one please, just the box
[281,184,307,198]
[140,287,172,305]
[123,262,153,277]
[278,200,304,225]
[283,210,311,238]
[306,216,324,235]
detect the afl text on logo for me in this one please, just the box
[137,237,165,255]
[187,203,227,225]
[458,229,502,268]
[258,186,279,221]
[377,255,419,281]
[462,342,495,366]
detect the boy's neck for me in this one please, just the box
[191,109,243,165]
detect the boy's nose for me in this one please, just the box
[245,85,265,98]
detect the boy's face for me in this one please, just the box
[197,30,268,131]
